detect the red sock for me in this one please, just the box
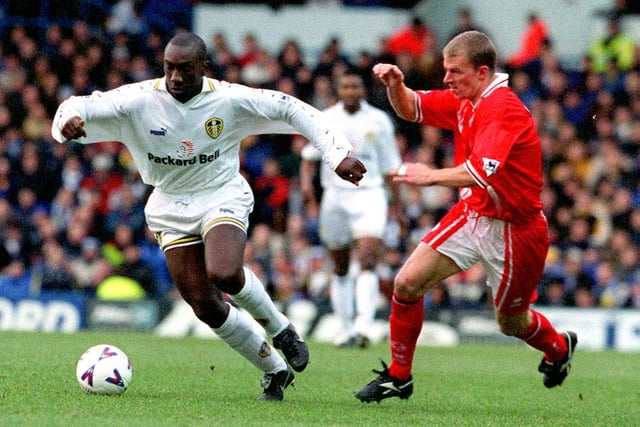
[388,293,424,380]
[519,309,567,362]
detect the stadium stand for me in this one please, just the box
[1,0,639,332]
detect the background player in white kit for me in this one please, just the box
[300,69,402,348]
[51,33,367,401]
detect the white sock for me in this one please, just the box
[213,304,287,374]
[229,266,289,337]
[353,270,379,337]
[330,273,355,337]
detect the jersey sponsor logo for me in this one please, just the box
[147,149,220,166]
[150,127,166,136]
[482,157,500,177]
[176,140,194,158]
[205,117,223,139]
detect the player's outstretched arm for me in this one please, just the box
[391,162,475,188]
[372,63,417,122]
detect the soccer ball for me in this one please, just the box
[76,344,132,395]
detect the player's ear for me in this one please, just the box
[477,65,490,80]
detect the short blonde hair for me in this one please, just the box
[443,31,496,72]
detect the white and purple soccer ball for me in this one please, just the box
[76,344,132,395]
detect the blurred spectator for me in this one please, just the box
[41,25,64,60]
[78,153,124,217]
[2,216,34,270]
[50,38,77,86]
[112,244,158,298]
[16,142,61,205]
[625,281,640,307]
[448,8,488,40]
[537,276,570,306]
[511,70,541,111]
[85,41,110,87]
[277,39,306,81]
[593,259,629,307]
[504,12,549,80]
[0,241,11,271]
[443,264,488,310]
[241,48,275,88]
[207,31,235,80]
[588,16,636,74]
[572,284,597,308]
[313,37,351,79]
[102,223,137,267]
[0,53,26,97]
[36,240,77,291]
[107,0,148,43]
[0,155,19,201]
[69,236,106,293]
[423,283,452,317]
[139,227,175,297]
[104,181,147,240]
[254,158,290,233]
[386,16,436,59]
[302,246,331,304]
[309,75,337,110]
[237,33,261,67]
[59,213,92,259]
[377,247,403,301]
[246,222,284,280]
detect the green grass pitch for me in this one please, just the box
[1,330,638,426]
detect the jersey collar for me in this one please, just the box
[480,72,509,99]
[155,77,216,93]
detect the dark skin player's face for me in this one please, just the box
[337,74,365,114]
[163,43,206,103]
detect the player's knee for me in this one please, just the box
[393,273,423,299]
[496,314,528,337]
[188,294,228,328]
[207,266,243,294]
[498,322,520,336]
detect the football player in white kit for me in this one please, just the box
[52,33,367,401]
[300,69,402,348]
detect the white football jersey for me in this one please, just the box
[301,100,399,189]
[52,77,352,194]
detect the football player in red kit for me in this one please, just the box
[356,30,577,403]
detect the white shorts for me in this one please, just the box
[145,175,254,251]
[318,186,388,249]
[423,202,548,315]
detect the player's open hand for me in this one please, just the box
[391,162,434,186]
[61,116,87,141]
[335,157,367,186]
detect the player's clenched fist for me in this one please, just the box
[61,116,87,140]
[372,63,404,88]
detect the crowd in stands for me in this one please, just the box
[1,2,640,316]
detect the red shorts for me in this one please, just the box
[422,202,549,315]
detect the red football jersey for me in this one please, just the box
[414,74,544,224]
